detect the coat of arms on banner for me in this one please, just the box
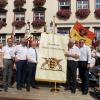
[41,58,62,71]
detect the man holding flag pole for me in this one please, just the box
[70,21,96,95]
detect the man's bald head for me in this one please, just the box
[68,38,75,48]
[21,38,27,46]
[69,38,75,44]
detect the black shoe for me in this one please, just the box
[82,91,88,95]
[4,88,8,92]
[26,87,30,92]
[21,84,25,88]
[8,84,12,88]
[64,87,71,90]
[17,86,22,90]
[71,90,76,94]
[0,90,2,92]
[31,85,39,89]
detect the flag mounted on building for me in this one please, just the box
[70,21,96,45]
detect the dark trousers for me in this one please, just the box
[78,61,89,93]
[3,59,13,90]
[26,62,37,88]
[96,57,100,66]
[67,60,78,91]
[16,60,27,87]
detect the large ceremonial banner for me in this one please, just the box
[35,33,69,83]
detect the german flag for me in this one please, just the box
[70,21,96,45]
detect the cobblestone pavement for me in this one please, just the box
[0,83,98,100]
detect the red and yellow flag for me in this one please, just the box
[70,21,96,45]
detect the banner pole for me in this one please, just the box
[50,16,60,92]
[50,82,60,92]
[53,16,55,34]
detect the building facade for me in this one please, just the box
[0,0,100,44]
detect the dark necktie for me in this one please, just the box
[35,48,37,62]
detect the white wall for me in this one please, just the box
[0,0,100,35]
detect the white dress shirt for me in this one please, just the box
[2,45,14,59]
[14,44,27,60]
[67,45,80,61]
[27,47,38,63]
[90,50,96,68]
[79,45,91,63]
[0,49,3,67]
[96,52,100,57]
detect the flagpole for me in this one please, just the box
[11,14,15,41]
[50,16,60,92]
[53,16,55,34]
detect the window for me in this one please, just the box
[34,11,45,20]
[57,27,70,34]
[0,35,6,45]
[15,13,25,21]
[95,29,100,40]
[58,0,71,10]
[32,33,41,41]
[0,13,6,22]
[96,0,100,8]
[77,0,89,9]
[15,35,24,42]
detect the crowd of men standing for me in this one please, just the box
[0,38,39,92]
[0,37,100,95]
[65,38,100,95]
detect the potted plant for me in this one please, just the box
[94,8,100,19]
[14,0,26,7]
[33,0,46,6]
[12,20,26,29]
[0,0,7,8]
[31,19,45,28]
[0,21,7,29]
[56,9,71,19]
[76,9,90,19]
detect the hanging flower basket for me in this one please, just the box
[14,0,26,7]
[0,21,7,29]
[12,20,26,29]
[0,0,7,8]
[76,9,90,19]
[94,9,100,19]
[31,19,45,28]
[56,9,71,19]
[33,0,46,6]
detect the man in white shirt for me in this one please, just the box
[78,39,91,95]
[13,38,28,90]
[26,41,39,91]
[65,38,80,93]
[2,38,14,92]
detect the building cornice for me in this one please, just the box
[56,22,100,25]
